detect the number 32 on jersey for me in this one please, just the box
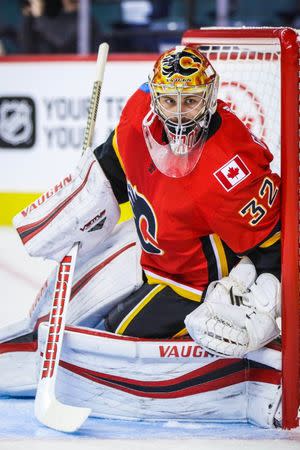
[239,177,279,226]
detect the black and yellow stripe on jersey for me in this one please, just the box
[201,234,240,283]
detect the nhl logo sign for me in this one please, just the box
[0,97,36,148]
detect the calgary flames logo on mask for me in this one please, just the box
[161,50,202,80]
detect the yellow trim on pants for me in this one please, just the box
[115,284,166,335]
[146,275,202,302]
[172,327,189,338]
[259,231,281,248]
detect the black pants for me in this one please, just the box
[104,283,201,339]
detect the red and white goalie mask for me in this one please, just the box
[143,45,219,178]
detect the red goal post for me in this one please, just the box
[181,27,300,429]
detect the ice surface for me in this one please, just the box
[0,227,300,449]
[0,397,300,448]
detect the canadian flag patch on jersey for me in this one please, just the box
[213,155,251,191]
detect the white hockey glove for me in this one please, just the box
[13,148,120,262]
[185,256,281,358]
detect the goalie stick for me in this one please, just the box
[34,42,109,433]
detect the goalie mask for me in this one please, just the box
[143,46,219,178]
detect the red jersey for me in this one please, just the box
[97,84,280,297]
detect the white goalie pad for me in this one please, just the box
[13,148,120,262]
[0,219,143,396]
[35,325,282,428]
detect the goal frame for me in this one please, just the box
[181,27,300,429]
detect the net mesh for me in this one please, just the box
[196,44,281,174]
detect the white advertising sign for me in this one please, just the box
[0,57,155,192]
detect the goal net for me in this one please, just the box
[182,27,300,429]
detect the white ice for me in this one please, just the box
[0,226,299,449]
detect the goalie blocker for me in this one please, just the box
[13,148,120,262]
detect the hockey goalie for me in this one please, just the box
[0,45,283,429]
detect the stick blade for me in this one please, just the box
[35,395,91,432]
